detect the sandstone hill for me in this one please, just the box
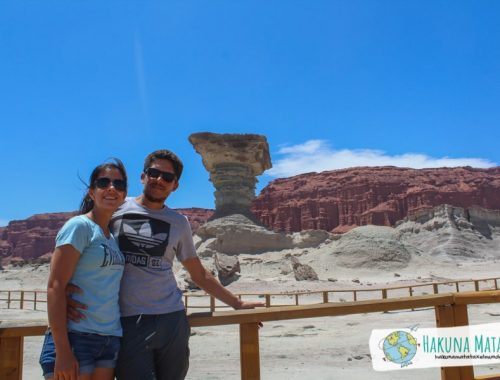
[252,166,500,233]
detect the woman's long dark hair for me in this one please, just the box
[79,158,128,214]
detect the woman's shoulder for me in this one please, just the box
[56,215,94,248]
[59,215,93,234]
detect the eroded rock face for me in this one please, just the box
[252,166,500,233]
[396,204,500,259]
[189,132,272,219]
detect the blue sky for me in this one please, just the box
[1,1,499,226]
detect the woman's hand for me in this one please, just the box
[54,348,79,380]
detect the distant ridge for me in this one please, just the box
[0,208,213,262]
[2,166,500,262]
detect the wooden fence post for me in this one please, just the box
[0,336,23,380]
[409,287,414,311]
[210,296,215,312]
[19,292,24,310]
[435,304,473,380]
[240,323,260,380]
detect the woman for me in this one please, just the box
[39,159,128,380]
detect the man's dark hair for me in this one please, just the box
[143,149,184,180]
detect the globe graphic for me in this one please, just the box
[382,331,417,365]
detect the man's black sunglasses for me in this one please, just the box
[94,177,127,192]
[145,167,177,183]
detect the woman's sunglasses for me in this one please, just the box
[94,177,127,192]
[145,167,176,183]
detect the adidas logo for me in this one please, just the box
[123,222,168,249]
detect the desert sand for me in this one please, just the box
[3,260,500,380]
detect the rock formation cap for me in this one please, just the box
[188,132,272,174]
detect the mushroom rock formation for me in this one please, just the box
[189,132,271,220]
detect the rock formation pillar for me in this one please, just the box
[189,132,272,220]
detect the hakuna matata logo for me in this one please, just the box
[380,330,419,367]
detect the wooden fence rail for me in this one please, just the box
[3,290,500,380]
[2,276,500,313]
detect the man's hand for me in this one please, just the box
[65,283,87,322]
[234,300,266,310]
[234,300,265,328]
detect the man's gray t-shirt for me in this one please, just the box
[110,197,197,317]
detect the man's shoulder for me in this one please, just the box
[164,207,191,225]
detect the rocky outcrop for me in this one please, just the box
[290,257,318,281]
[189,132,271,220]
[252,166,500,233]
[196,214,331,256]
[196,214,293,254]
[214,253,241,285]
[1,208,213,262]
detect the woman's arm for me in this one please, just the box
[47,244,81,380]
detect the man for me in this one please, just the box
[70,150,263,380]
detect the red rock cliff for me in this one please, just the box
[251,166,500,233]
[0,212,77,260]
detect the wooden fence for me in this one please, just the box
[3,290,500,380]
[2,276,500,313]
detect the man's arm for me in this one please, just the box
[182,257,264,309]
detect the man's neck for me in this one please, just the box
[136,194,165,210]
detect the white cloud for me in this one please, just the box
[268,140,497,178]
